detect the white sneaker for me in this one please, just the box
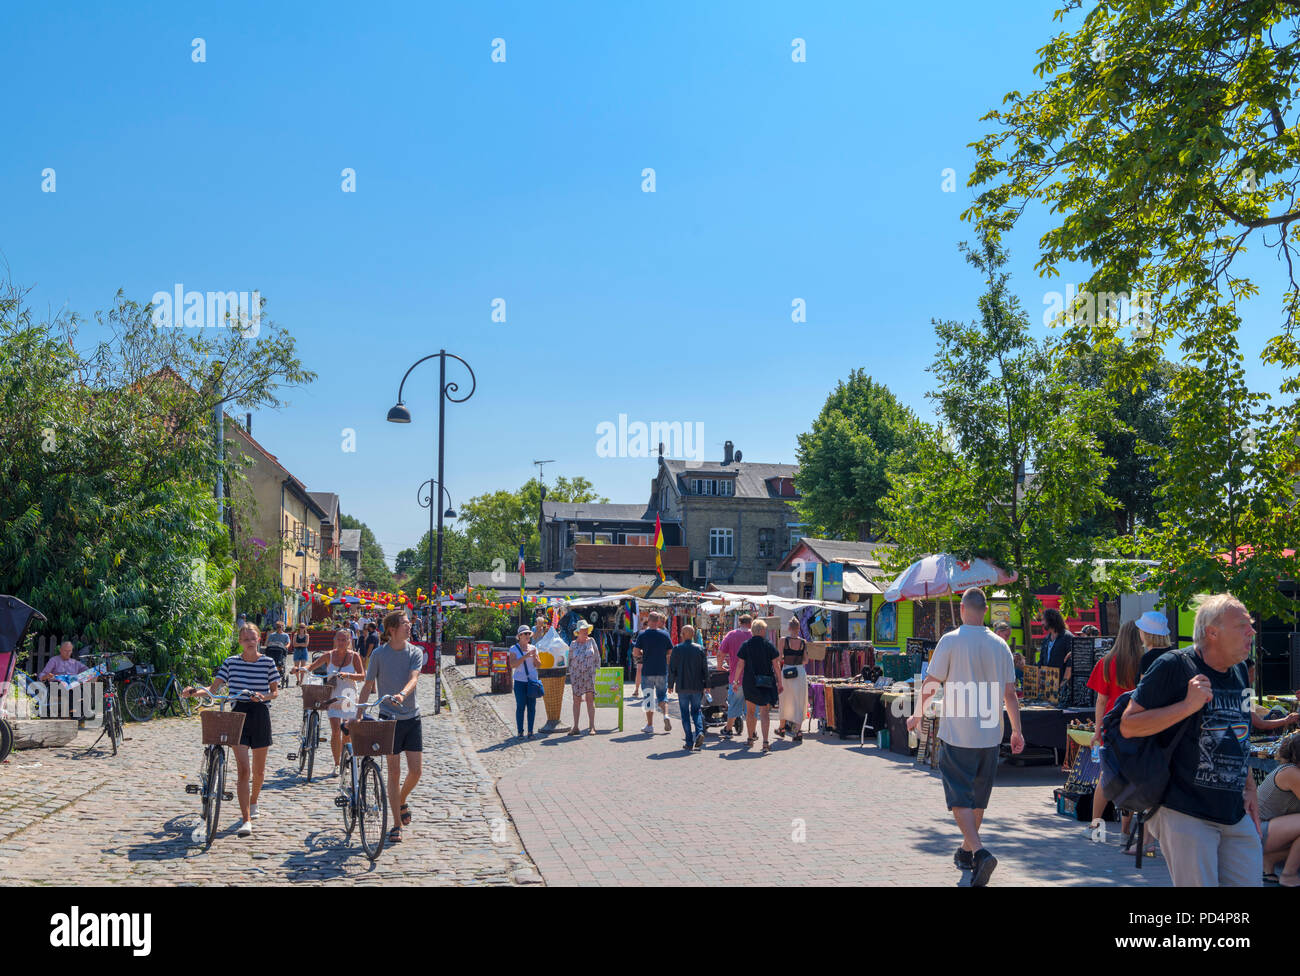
[250,803,258,819]
[641,723,654,734]
[237,820,253,838]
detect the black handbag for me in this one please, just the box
[782,666,799,679]
[754,674,776,689]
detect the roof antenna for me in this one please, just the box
[533,459,556,487]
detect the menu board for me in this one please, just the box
[474,642,492,678]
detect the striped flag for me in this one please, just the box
[653,513,665,581]
[518,544,526,601]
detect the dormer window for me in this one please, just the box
[689,478,734,496]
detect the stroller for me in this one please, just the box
[0,595,46,763]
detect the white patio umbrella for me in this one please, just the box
[883,554,1018,603]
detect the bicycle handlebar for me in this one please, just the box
[188,688,260,704]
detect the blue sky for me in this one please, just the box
[2,1,1289,563]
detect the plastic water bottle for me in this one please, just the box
[1091,742,1100,763]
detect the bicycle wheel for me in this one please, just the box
[305,711,319,783]
[203,748,224,850]
[0,718,12,763]
[168,682,193,718]
[297,711,311,776]
[108,702,121,755]
[358,758,387,861]
[339,754,356,837]
[123,681,155,723]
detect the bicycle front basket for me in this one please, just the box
[200,710,246,746]
[300,685,334,711]
[348,719,394,756]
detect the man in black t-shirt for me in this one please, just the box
[633,610,674,734]
[1122,594,1263,887]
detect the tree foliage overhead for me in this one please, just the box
[967,0,1300,617]
[794,370,924,541]
[0,279,313,679]
[880,238,1128,628]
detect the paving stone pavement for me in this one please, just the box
[450,664,1173,887]
[0,665,540,886]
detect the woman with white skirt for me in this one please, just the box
[776,618,809,741]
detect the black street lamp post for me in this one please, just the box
[417,477,457,647]
[387,350,476,716]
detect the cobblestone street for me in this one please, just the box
[0,667,539,886]
[450,664,1173,887]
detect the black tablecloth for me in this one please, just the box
[847,688,889,739]
[1003,707,1092,751]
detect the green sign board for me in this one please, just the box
[595,667,625,731]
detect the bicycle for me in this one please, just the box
[183,689,256,850]
[287,680,333,783]
[121,665,193,723]
[55,656,122,756]
[331,694,397,862]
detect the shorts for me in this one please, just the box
[642,674,667,709]
[233,700,272,750]
[938,741,998,810]
[292,649,309,662]
[384,716,423,754]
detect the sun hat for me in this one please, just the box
[1134,611,1170,637]
[516,624,533,637]
[574,619,592,633]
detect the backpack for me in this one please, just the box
[1098,649,1199,815]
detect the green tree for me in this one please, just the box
[880,238,1129,632]
[338,513,395,591]
[967,0,1300,615]
[0,280,313,680]
[1059,346,1177,539]
[547,476,608,504]
[394,547,421,577]
[794,371,923,540]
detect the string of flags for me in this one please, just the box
[297,583,579,613]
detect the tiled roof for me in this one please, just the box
[541,501,656,522]
[661,459,799,499]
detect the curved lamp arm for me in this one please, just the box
[393,351,478,408]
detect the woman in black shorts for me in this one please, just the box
[184,623,280,838]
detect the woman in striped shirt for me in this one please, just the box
[184,623,280,838]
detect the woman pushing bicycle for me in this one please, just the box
[304,627,365,776]
[182,623,280,838]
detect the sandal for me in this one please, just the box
[400,803,411,826]
[762,741,771,753]
[567,727,581,736]
[388,826,403,844]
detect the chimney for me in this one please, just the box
[723,440,734,465]
[246,413,252,434]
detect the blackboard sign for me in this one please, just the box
[1070,637,1111,710]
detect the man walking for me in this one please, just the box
[1120,594,1262,886]
[356,611,423,845]
[908,588,1023,886]
[668,625,708,751]
[717,614,752,737]
[633,610,674,734]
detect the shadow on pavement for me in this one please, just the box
[119,814,225,862]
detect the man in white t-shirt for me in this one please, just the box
[908,587,1023,886]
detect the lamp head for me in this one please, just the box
[444,508,457,519]
[296,548,306,558]
[386,403,412,424]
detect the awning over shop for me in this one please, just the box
[842,565,884,596]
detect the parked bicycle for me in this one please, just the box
[331,694,397,861]
[287,680,333,783]
[183,689,255,849]
[64,655,122,756]
[121,664,193,722]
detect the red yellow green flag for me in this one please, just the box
[653,513,665,581]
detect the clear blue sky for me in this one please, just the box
[2,1,1288,564]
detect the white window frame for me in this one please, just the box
[622,533,652,546]
[758,528,775,558]
[709,528,734,558]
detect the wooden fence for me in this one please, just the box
[22,634,86,677]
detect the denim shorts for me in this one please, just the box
[642,674,667,709]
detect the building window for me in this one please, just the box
[622,533,652,546]
[788,524,807,551]
[690,478,735,496]
[593,532,614,545]
[709,528,734,558]
[758,528,774,558]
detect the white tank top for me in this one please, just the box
[326,653,360,717]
